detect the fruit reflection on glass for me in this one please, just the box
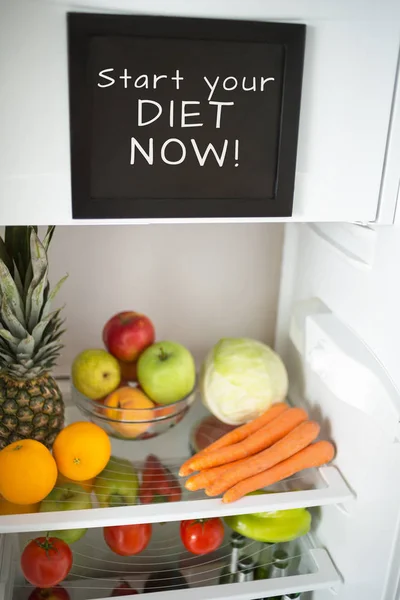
[40,482,92,544]
[56,472,95,494]
[111,582,138,596]
[103,386,155,438]
[103,311,155,362]
[0,495,39,515]
[94,457,139,508]
[28,586,70,600]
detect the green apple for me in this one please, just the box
[137,341,196,404]
[94,457,139,508]
[40,482,92,544]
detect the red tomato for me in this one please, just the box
[180,518,224,555]
[21,538,73,588]
[28,586,70,600]
[104,523,152,556]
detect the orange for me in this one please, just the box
[56,472,95,493]
[0,495,39,515]
[53,421,111,481]
[104,386,155,438]
[0,440,57,505]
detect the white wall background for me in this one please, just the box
[46,223,284,374]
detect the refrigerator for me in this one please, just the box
[1,1,400,599]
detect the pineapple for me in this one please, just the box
[0,226,67,450]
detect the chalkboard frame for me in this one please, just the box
[68,13,305,219]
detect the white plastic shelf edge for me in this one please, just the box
[0,466,352,534]
[95,549,340,600]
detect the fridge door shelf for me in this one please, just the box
[290,301,400,443]
[6,530,341,600]
[0,464,352,534]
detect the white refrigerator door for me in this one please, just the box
[0,0,399,224]
[276,222,400,600]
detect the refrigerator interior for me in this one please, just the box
[1,220,400,600]
[6,403,340,600]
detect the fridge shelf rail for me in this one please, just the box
[0,465,352,534]
[8,528,341,600]
[10,550,340,600]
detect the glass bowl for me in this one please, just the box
[72,382,197,441]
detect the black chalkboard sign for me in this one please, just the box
[68,14,305,219]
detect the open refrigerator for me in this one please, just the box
[1,1,400,600]
[1,221,399,600]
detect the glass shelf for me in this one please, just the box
[0,401,353,535]
[5,527,340,600]
[0,460,352,535]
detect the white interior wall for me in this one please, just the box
[45,223,284,374]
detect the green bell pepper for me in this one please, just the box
[224,492,311,543]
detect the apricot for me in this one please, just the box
[104,386,155,438]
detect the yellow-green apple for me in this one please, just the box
[103,311,155,362]
[56,472,94,494]
[94,457,139,507]
[40,482,92,544]
[72,349,121,399]
[137,341,196,404]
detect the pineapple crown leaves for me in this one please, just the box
[0,226,68,378]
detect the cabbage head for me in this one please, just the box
[200,338,288,425]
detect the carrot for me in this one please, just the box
[222,440,335,504]
[201,402,289,454]
[185,458,248,491]
[183,407,308,473]
[186,417,316,492]
[205,420,320,497]
[179,402,288,477]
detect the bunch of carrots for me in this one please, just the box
[179,403,335,503]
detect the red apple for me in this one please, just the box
[111,581,138,596]
[103,311,155,362]
[29,587,70,600]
